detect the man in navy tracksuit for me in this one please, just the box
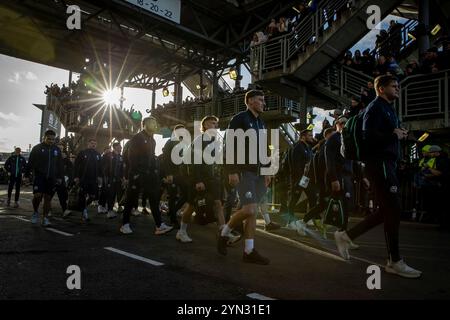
[218,90,272,265]
[120,116,173,235]
[26,130,63,226]
[74,138,102,222]
[103,142,125,219]
[334,75,422,278]
[5,147,27,208]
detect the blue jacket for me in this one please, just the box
[225,109,268,175]
[363,96,400,162]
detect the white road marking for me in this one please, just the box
[246,293,275,300]
[104,247,164,266]
[12,216,31,222]
[256,229,347,262]
[45,228,74,237]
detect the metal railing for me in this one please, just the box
[204,70,233,93]
[370,19,419,58]
[397,69,450,126]
[219,93,300,119]
[250,0,351,78]
[318,64,373,98]
[279,123,299,146]
[318,64,450,128]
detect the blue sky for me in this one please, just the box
[0,15,407,152]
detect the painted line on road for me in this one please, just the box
[12,216,31,222]
[45,228,74,237]
[104,247,164,267]
[246,293,276,300]
[256,229,347,263]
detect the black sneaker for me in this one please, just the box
[243,249,270,265]
[217,234,229,255]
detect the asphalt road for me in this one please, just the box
[1,186,449,300]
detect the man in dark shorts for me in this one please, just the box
[175,116,227,243]
[26,130,63,226]
[218,90,272,265]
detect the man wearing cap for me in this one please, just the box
[324,117,358,248]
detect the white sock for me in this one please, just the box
[263,213,271,225]
[221,224,232,237]
[180,222,188,232]
[244,239,254,254]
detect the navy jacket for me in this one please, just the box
[27,143,63,180]
[363,96,400,162]
[291,140,312,184]
[5,155,27,178]
[325,132,345,183]
[74,148,102,182]
[225,109,268,175]
[102,152,124,181]
[125,130,158,177]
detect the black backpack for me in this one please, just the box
[341,110,367,161]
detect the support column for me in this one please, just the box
[418,0,430,61]
[199,71,204,99]
[212,70,220,116]
[151,88,156,110]
[234,64,242,90]
[120,86,125,109]
[298,86,308,129]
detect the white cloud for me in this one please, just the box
[8,72,21,84]
[0,111,20,122]
[7,71,38,84]
[25,71,37,80]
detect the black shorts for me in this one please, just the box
[237,171,267,206]
[33,176,56,195]
[187,177,223,204]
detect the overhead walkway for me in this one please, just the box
[151,93,300,131]
[182,70,233,98]
[315,64,450,131]
[250,0,403,101]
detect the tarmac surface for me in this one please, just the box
[1,186,449,300]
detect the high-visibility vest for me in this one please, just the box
[419,157,436,169]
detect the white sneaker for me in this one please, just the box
[63,210,72,218]
[334,230,351,260]
[349,241,360,250]
[385,259,422,278]
[132,209,141,216]
[82,209,89,221]
[176,230,193,243]
[120,223,133,234]
[42,217,51,227]
[227,232,241,245]
[31,212,39,224]
[155,223,173,235]
[107,211,118,219]
[294,220,307,236]
[47,211,52,217]
[306,220,314,227]
[98,205,107,214]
